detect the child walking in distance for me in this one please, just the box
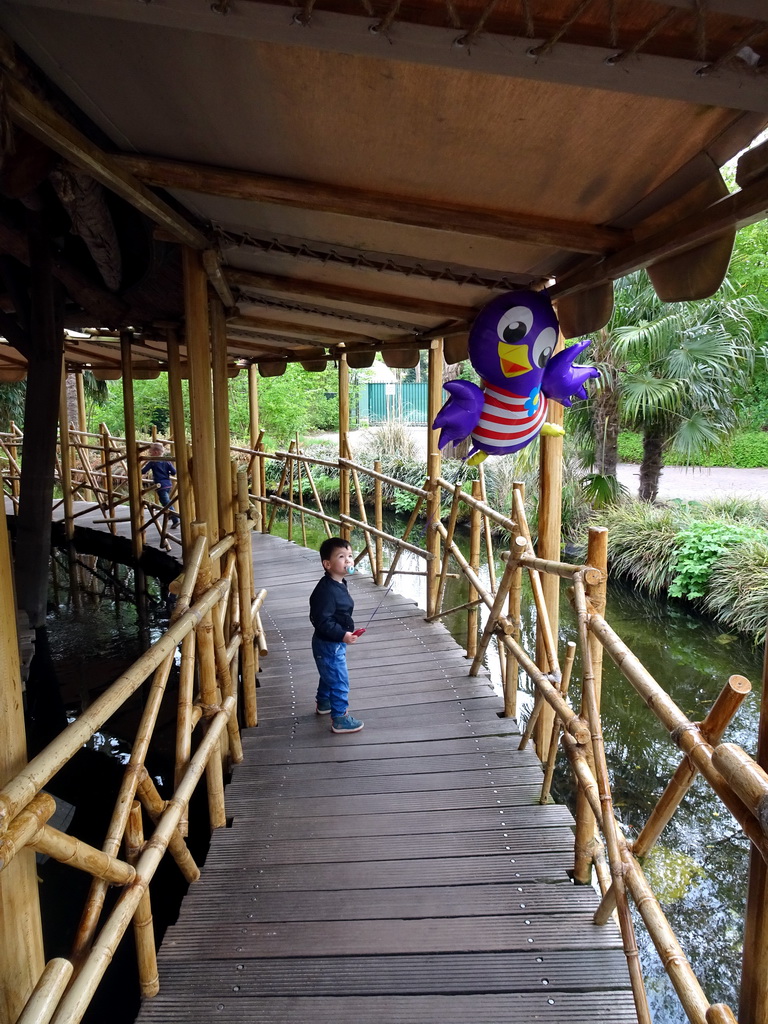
[309,537,364,735]
[143,443,180,529]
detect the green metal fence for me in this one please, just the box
[364,383,429,424]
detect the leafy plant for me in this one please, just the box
[669,521,765,600]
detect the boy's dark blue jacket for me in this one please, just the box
[144,459,176,489]
[309,572,354,642]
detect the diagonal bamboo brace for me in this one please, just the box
[470,551,518,677]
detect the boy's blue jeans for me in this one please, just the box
[312,636,349,718]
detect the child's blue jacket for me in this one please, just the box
[309,573,354,642]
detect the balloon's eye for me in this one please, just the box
[497,305,533,345]
[532,327,557,368]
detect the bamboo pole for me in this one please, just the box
[259,441,267,533]
[235,508,258,728]
[134,768,199,882]
[434,483,463,619]
[572,572,651,1024]
[211,603,244,762]
[383,496,425,586]
[470,549,518,677]
[266,441,294,532]
[373,460,384,584]
[466,480,483,661]
[350,463,376,576]
[268,495,341,531]
[166,330,194,555]
[8,424,19,506]
[712,744,768,833]
[16,958,73,1024]
[31,825,135,887]
[296,440,308,548]
[303,460,333,539]
[340,513,431,559]
[635,675,751,860]
[174,631,196,838]
[183,247,219,560]
[211,298,234,541]
[338,353,350,541]
[58,366,75,542]
[49,697,235,1024]
[343,459,428,497]
[0,499,44,1022]
[125,802,159,998]
[741,634,768,1024]
[477,464,497,593]
[436,476,514,529]
[574,526,608,884]
[425,452,442,619]
[535,405,564,759]
[190,523,227,829]
[248,363,261,528]
[119,331,144,560]
[511,491,560,679]
[504,484,525,719]
[540,641,577,803]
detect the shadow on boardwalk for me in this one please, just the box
[134,534,637,1024]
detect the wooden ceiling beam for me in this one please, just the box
[0,67,208,250]
[228,314,389,345]
[202,249,236,308]
[14,0,768,112]
[553,172,768,300]
[115,154,624,255]
[225,268,474,323]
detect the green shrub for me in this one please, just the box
[617,432,644,462]
[668,521,766,600]
[616,430,768,468]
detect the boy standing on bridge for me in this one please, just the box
[309,537,364,734]
[143,442,180,529]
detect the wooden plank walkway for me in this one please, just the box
[133,533,637,1024]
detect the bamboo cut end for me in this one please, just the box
[728,674,751,694]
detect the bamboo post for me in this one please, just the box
[470,542,518,677]
[235,507,258,727]
[267,442,294,532]
[259,442,267,533]
[534,396,564,759]
[74,370,94,503]
[248,363,261,526]
[125,802,159,997]
[304,459,332,539]
[374,459,384,584]
[540,641,577,803]
[478,463,497,593]
[175,630,196,838]
[384,495,425,587]
[504,484,525,718]
[349,462,376,576]
[425,452,442,619]
[338,353,351,541]
[58,365,75,542]
[15,958,73,1024]
[8,423,19,505]
[434,482,463,618]
[296,440,307,549]
[183,247,219,563]
[120,331,144,560]
[467,481,482,661]
[741,632,768,1024]
[191,522,227,828]
[211,298,234,540]
[0,507,45,1022]
[167,329,195,555]
[574,526,608,883]
[287,444,294,542]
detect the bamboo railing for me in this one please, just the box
[0,466,263,1024]
[2,432,766,1024]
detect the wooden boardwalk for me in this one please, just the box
[132,533,635,1021]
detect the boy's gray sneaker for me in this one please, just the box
[331,713,364,734]
[315,700,332,715]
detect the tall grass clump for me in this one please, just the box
[703,539,768,643]
[591,502,692,595]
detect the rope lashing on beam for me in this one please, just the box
[242,293,420,332]
[520,0,534,37]
[604,8,679,66]
[692,0,708,62]
[292,0,318,28]
[370,0,403,36]
[697,22,768,76]
[454,0,502,49]
[528,0,598,58]
[214,228,526,290]
[443,0,463,31]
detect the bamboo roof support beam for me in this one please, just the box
[116,154,625,255]
[0,71,208,250]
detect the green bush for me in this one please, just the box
[668,521,766,600]
[703,539,768,644]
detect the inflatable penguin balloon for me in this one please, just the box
[433,290,599,464]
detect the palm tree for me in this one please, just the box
[571,272,765,503]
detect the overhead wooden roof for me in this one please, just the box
[0,0,766,377]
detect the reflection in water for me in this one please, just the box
[271,509,762,1021]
